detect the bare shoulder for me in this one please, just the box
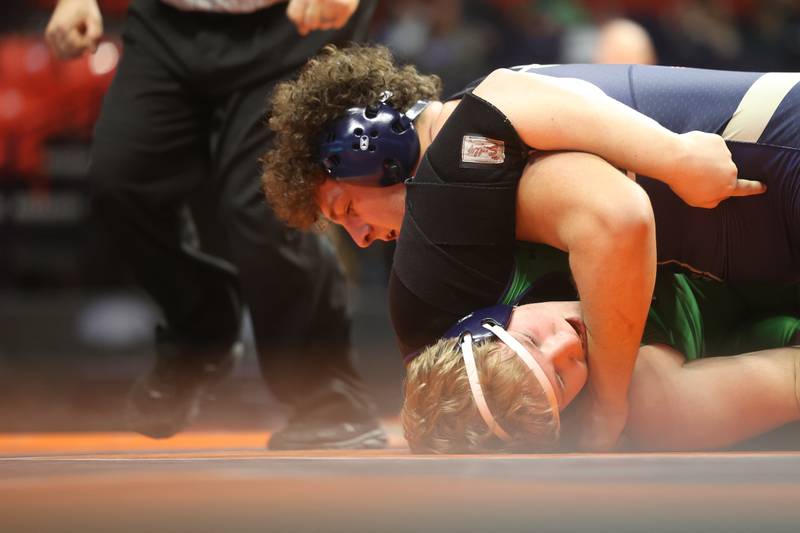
[479,68,519,85]
[438,99,460,124]
[474,68,602,112]
[472,68,522,100]
[429,99,460,140]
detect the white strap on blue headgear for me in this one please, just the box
[460,322,561,442]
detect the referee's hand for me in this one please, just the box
[287,0,360,36]
[45,0,104,60]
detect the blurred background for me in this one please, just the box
[1,0,799,436]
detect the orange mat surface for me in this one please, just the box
[0,424,409,457]
[2,430,800,533]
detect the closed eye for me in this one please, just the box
[522,333,539,349]
[329,200,352,223]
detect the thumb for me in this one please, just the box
[85,16,104,52]
[730,178,767,197]
[286,0,309,34]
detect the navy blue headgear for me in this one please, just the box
[319,91,429,187]
[403,304,515,366]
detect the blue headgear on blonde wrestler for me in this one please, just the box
[402,304,516,366]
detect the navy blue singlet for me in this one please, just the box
[391,64,800,356]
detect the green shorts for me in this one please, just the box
[642,273,799,360]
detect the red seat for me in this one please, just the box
[0,36,57,92]
[0,35,120,179]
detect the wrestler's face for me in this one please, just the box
[506,301,588,409]
[316,179,406,248]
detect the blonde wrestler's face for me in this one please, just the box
[316,179,407,248]
[506,301,589,410]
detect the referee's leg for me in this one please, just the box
[211,76,383,448]
[90,18,243,438]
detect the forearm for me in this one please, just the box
[525,76,686,183]
[515,151,658,449]
[516,151,657,413]
[475,70,686,184]
[568,205,656,414]
[626,346,800,450]
[476,69,752,211]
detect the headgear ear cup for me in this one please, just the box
[383,160,402,182]
[319,96,429,187]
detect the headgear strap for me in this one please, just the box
[459,322,561,442]
[460,332,512,441]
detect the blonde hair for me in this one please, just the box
[262,44,442,229]
[402,336,560,454]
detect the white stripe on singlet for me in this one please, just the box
[721,72,800,142]
[510,64,561,72]
[161,0,282,14]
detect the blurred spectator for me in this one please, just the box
[378,0,492,94]
[485,0,566,69]
[594,17,657,64]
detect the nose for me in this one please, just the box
[343,219,374,248]
[540,330,583,370]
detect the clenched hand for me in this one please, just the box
[286,0,360,36]
[45,0,103,60]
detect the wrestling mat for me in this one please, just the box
[2,423,799,533]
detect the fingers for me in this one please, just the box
[45,7,104,59]
[45,25,62,57]
[318,0,359,30]
[303,0,321,35]
[286,0,310,35]
[287,0,359,35]
[84,16,104,53]
[65,26,89,57]
[46,26,83,59]
[729,178,768,197]
[45,19,70,58]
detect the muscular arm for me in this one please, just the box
[474,69,763,208]
[516,151,656,449]
[626,345,800,450]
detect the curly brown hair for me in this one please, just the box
[402,337,560,454]
[262,44,442,229]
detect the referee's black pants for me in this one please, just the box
[90,0,378,422]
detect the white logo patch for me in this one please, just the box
[359,135,370,151]
[461,134,505,165]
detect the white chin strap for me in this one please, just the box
[460,323,561,442]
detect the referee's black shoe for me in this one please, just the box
[126,325,244,439]
[267,416,387,450]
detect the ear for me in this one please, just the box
[315,178,344,216]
